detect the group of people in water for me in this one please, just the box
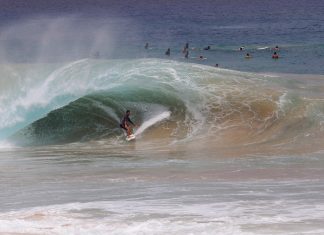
[164,42,191,58]
[145,42,209,61]
[244,45,280,59]
[145,42,280,68]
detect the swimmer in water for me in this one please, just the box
[183,42,189,53]
[272,51,279,59]
[185,49,189,59]
[165,48,171,56]
[245,53,252,59]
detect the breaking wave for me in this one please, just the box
[1,58,324,151]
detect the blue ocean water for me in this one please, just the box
[0,0,324,73]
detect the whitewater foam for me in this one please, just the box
[1,185,324,235]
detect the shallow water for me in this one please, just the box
[1,144,324,234]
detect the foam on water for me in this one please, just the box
[1,180,324,235]
[1,131,324,235]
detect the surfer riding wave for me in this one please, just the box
[120,110,136,137]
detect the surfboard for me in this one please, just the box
[126,134,136,141]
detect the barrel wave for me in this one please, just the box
[3,59,324,153]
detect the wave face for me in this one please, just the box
[3,59,324,151]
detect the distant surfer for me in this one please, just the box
[185,49,189,58]
[183,42,189,52]
[120,110,136,137]
[165,48,171,56]
[204,45,211,50]
[198,55,207,60]
[245,53,252,59]
[145,42,149,49]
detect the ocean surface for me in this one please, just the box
[1,1,324,234]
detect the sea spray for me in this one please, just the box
[135,111,171,136]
